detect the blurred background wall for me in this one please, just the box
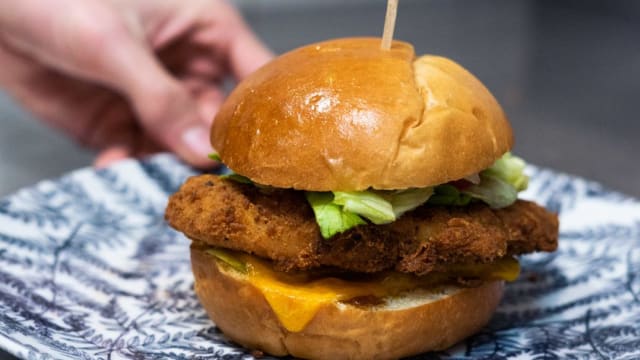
[1,0,638,197]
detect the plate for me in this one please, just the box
[0,154,639,359]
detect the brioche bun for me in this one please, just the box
[191,247,504,360]
[211,38,513,191]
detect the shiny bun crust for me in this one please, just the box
[191,247,504,360]
[211,38,513,191]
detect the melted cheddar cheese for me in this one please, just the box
[208,249,519,332]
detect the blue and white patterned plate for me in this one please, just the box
[0,154,639,360]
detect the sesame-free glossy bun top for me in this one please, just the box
[211,38,513,191]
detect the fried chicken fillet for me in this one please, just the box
[165,174,558,275]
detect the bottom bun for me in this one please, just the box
[191,247,504,360]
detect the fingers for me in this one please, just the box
[94,146,132,168]
[90,3,267,166]
[91,34,215,167]
[221,1,274,79]
[1,1,215,167]
[195,87,224,126]
[228,26,274,80]
[157,40,226,82]
[0,0,264,168]
[94,135,163,168]
[188,1,273,81]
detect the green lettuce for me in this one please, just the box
[333,191,395,224]
[220,173,253,184]
[427,152,529,209]
[206,248,247,273]
[384,187,435,217]
[428,184,472,206]
[305,192,366,239]
[208,153,254,184]
[462,174,518,209]
[307,188,435,238]
[208,152,222,162]
[215,151,530,238]
[456,152,529,209]
[483,152,529,191]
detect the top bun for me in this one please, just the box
[211,38,513,191]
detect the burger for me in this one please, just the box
[165,38,558,359]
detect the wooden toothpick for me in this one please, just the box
[381,0,399,50]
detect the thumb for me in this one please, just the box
[90,35,214,167]
[94,145,132,168]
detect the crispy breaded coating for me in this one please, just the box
[164,175,321,270]
[391,200,558,275]
[165,175,559,275]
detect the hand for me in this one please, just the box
[0,0,272,167]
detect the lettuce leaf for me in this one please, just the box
[208,153,254,184]
[220,173,253,184]
[333,191,396,225]
[305,192,366,239]
[221,152,531,238]
[427,153,529,209]
[384,187,435,217]
[461,174,518,209]
[208,152,222,162]
[332,188,437,225]
[306,188,435,238]
[483,152,529,191]
[428,184,472,206]
[206,248,247,274]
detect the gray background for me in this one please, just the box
[0,1,639,358]
[1,0,639,198]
